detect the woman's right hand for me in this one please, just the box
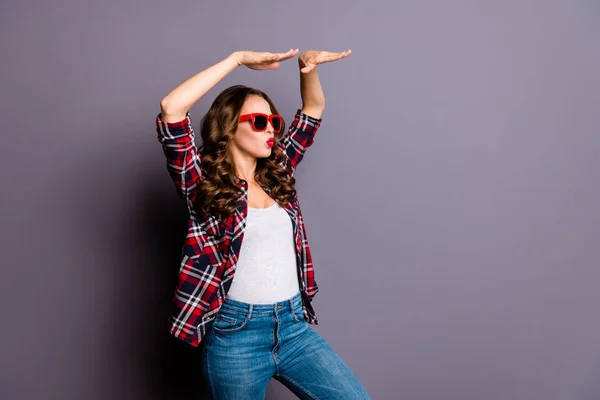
[234,49,299,70]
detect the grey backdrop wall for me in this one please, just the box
[1,1,599,399]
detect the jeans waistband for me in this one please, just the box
[220,291,303,316]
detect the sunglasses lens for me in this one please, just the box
[272,116,282,132]
[253,115,267,130]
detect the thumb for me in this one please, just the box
[300,64,314,74]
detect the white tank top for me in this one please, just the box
[225,201,301,304]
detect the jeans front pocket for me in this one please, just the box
[212,308,248,333]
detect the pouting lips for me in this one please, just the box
[266,138,275,147]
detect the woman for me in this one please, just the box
[156,48,370,399]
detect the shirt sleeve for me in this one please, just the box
[155,112,202,208]
[278,109,323,175]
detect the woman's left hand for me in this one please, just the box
[298,49,352,74]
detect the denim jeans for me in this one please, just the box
[199,291,371,399]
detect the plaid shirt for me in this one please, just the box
[156,109,322,348]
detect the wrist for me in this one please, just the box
[228,51,243,67]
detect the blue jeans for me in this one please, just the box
[199,291,371,399]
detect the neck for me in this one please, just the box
[231,149,258,183]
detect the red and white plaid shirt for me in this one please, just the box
[156,109,322,347]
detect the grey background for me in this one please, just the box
[1,0,599,399]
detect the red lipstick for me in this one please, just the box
[266,138,274,147]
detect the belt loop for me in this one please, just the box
[247,304,253,320]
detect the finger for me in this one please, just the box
[323,50,351,61]
[301,50,344,65]
[270,48,296,58]
[315,50,352,64]
[282,48,299,56]
[300,64,315,74]
[274,48,299,61]
[336,49,352,58]
[263,52,286,63]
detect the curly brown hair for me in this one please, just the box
[194,85,297,220]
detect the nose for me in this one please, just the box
[266,120,275,134]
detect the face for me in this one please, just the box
[230,95,277,160]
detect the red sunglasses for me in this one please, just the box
[239,113,283,133]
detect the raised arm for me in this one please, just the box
[278,49,352,173]
[297,49,351,119]
[156,53,240,208]
[159,53,241,123]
